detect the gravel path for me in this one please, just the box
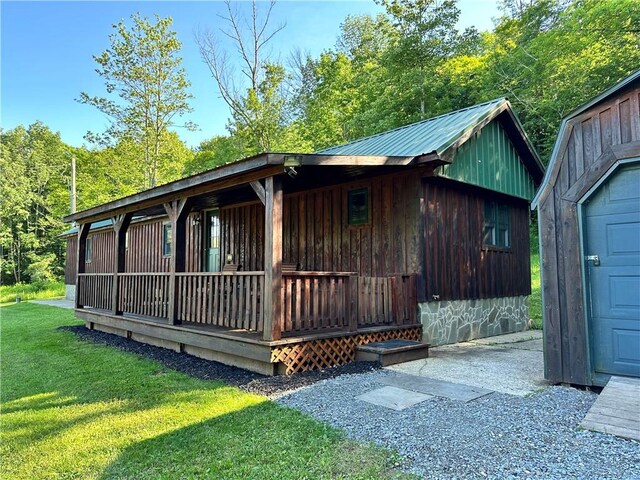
[59,325,379,397]
[276,370,640,480]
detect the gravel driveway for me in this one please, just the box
[277,370,640,480]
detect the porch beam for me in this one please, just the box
[164,199,192,324]
[250,180,266,205]
[111,213,133,315]
[64,160,283,224]
[263,176,283,341]
[75,222,92,309]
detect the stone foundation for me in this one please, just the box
[419,295,529,346]
[65,284,76,301]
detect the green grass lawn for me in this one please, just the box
[0,303,409,480]
[529,253,542,330]
[0,280,65,304]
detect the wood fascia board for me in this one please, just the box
[64,155,274,223]
[66,164,284,224]
[562,141,640,203]
[532,123,575,209]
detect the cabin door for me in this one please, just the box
[584,162,640,378]
[205,210,221,272]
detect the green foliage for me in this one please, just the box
[530,253,542,329]
[183,135,247,175]
[0,304,411,479]
[0,123,70,284]
[79,13,195,188]
[0,280,65,304]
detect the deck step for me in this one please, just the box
[356,339,429,367]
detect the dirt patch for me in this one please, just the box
[59,325,379,397]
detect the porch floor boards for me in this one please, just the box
[79,307,420,347]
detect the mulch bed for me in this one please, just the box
[59,325,379,397]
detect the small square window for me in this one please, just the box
[85,237,92,263]
[163,223,172,257]
[483,200,510,248]
[348,188,369,226]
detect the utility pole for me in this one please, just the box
[70,155,77,214]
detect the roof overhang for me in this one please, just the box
[64,152,420,225]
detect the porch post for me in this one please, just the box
[164,199,190,325]
[263,176,283,341]
[111,213,133,315]
[75,222,91,309]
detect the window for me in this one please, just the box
[85,237,92,263]
[163,223,172,257]
[348,188,369,226]
[483,200,510,248]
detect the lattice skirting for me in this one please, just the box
[271,326,423,374]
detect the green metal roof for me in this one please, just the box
[317,98,507,157]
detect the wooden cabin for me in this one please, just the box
[63,98,544,375]
[533,70,640,387]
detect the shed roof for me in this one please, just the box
[318,98,506,157]
[532,69,640,208]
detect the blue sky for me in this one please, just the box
[1,1,500,149]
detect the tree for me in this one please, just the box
[483,0,640,160]
[183,135,247,176]
[79,13,195,188]
[196,0,295,153]
[0,123,71,284]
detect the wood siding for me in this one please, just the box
[66,236,78,284]
[216,173,421,276]
[423,178,531,302]
[65,214,203,280]
[538,84,640,385]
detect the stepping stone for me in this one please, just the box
[355,386,433,411]
[381,372,493,402]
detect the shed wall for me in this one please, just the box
[538,85,640,385]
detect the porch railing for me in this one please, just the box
[77,271,416,334]
[281,272,356,333]
[357,275,417,327]
[176,272,264,331]
[118,273,170,318]
[281,272,417,334]
[77,273,113,310]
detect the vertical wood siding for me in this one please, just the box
[65,236,77,284]
[66,213,203,277]
[423,178,531,301]
[538,85,640,385]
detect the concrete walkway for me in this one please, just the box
[387,330,546,396]
[30,299,75,309]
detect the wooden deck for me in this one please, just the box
[581,376,640,441]
[78,308,422,375]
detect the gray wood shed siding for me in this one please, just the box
[538,84,640,385]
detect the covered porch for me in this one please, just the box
[66,153,424,374]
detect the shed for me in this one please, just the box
[533,70,640,386]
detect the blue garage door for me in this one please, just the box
[585,162,640,378]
